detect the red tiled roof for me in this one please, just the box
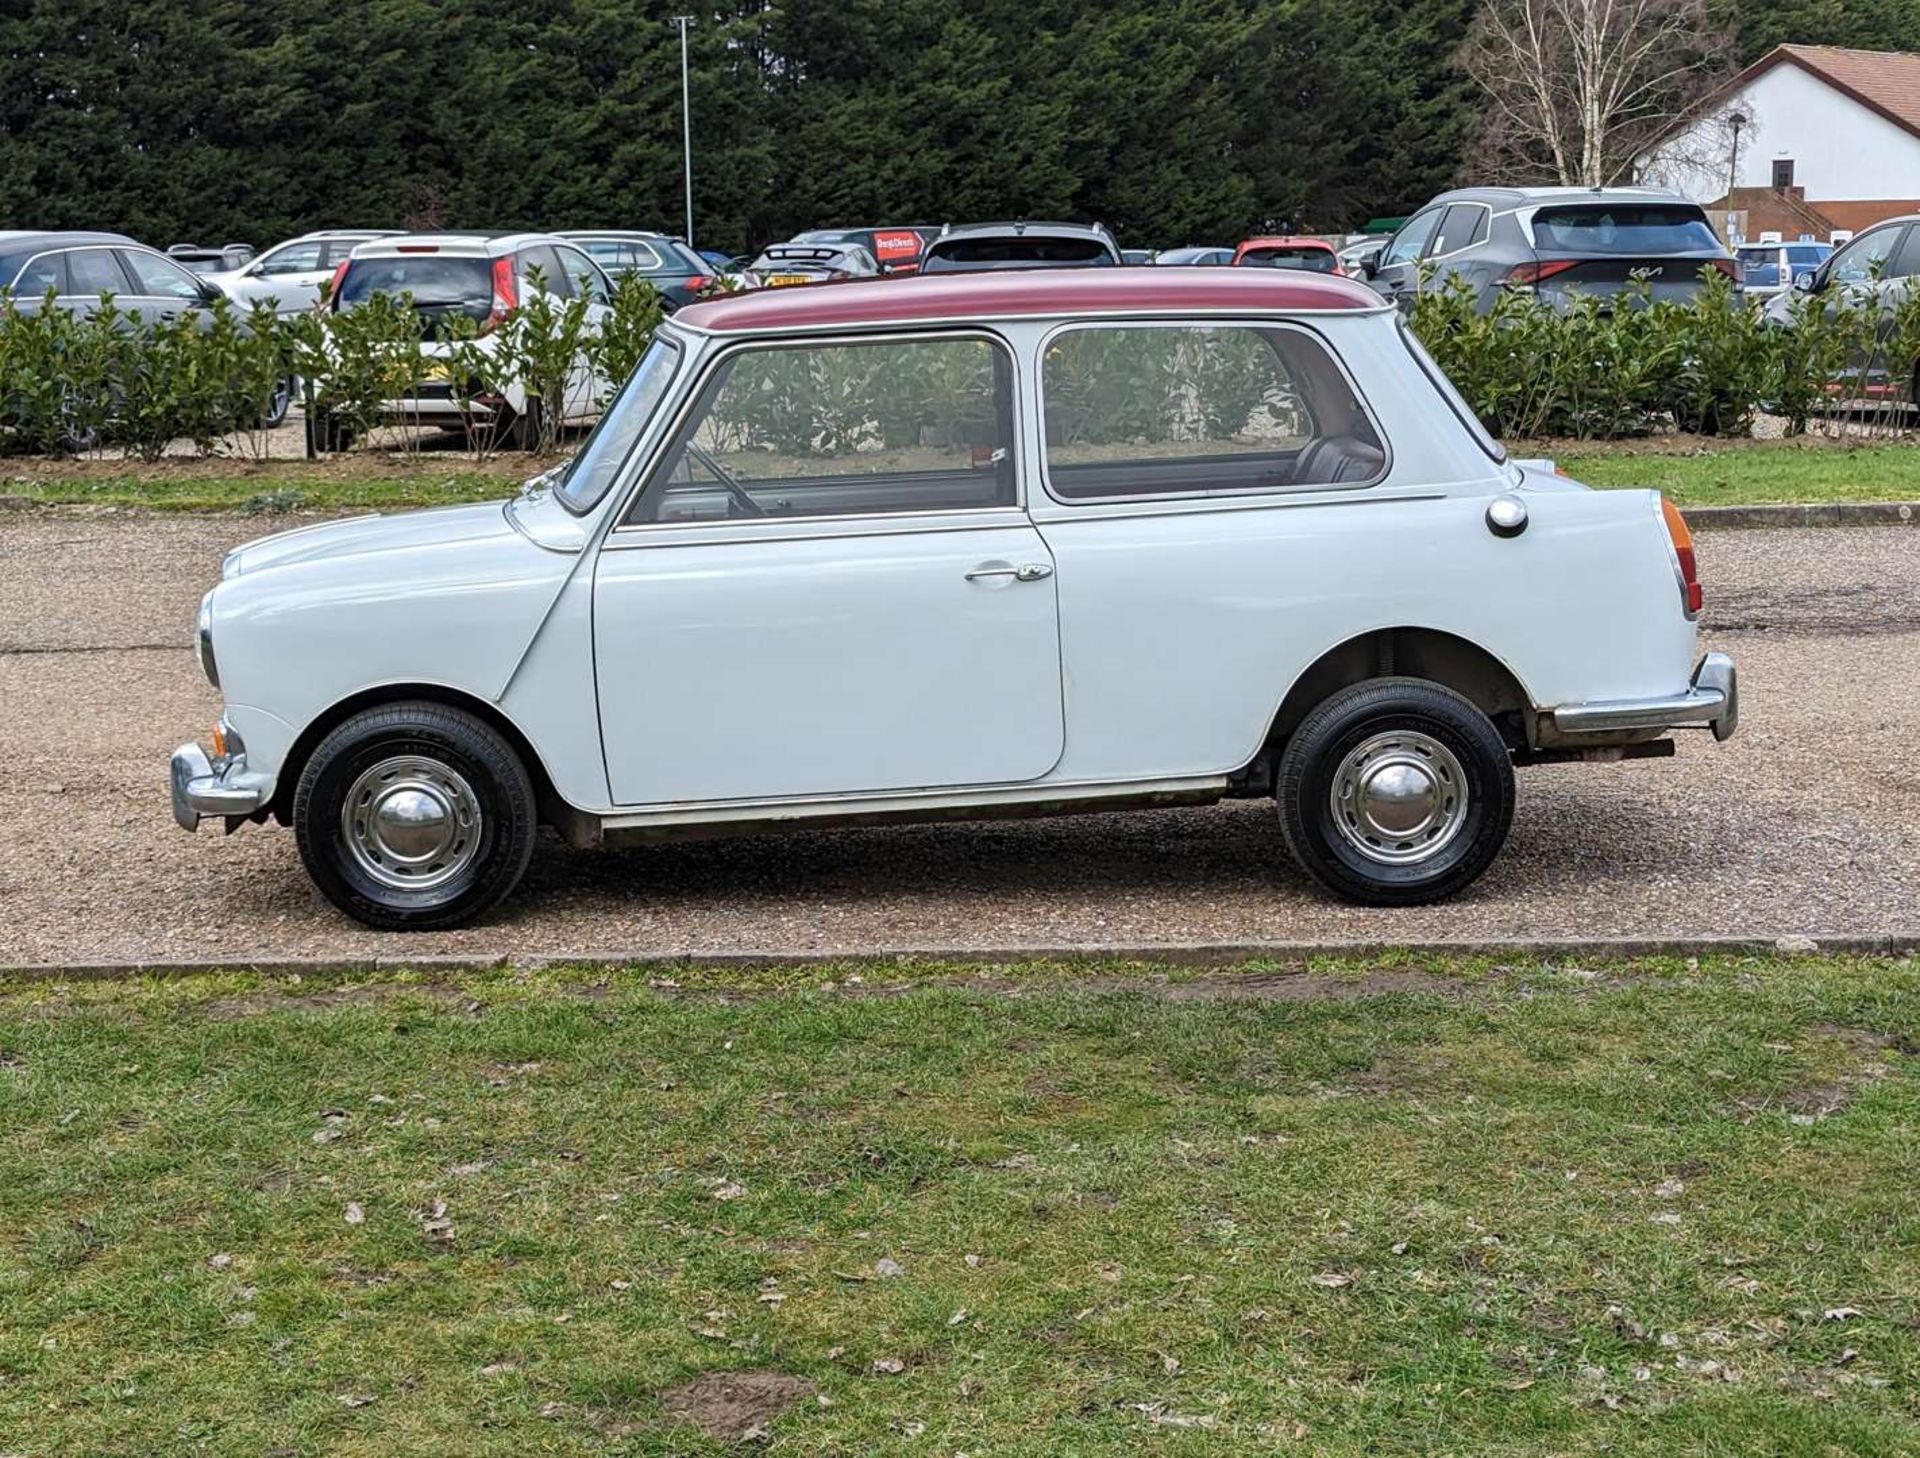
[675,266,1383,333]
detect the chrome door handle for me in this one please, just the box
[966,562,1053,582]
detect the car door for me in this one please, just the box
[235,239,329,313]
[1368,208,1443,308]
[554,244,613,420]
[593,331,1064,806]
[1818,224,1912,387]
[59,247,135,317]
[114,247,213,326]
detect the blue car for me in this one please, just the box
[1736,241,1832,302]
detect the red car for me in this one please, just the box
[1232,236,1343,274]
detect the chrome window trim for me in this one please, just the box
[603,506,1035,551]
[606,325,1024,531]
[1031,316,1393,508]
[9,244,129,297]
[1426,202,1492,262]
[553,333,684,515]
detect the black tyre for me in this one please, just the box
[262,374,293,429]
[305,409,354,455]
[292,702,536,930]
[1276,677,1514,906]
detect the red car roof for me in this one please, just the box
[675,266,1382,333]
[1235,236,1336,253]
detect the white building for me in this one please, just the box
[1640,45,1920,241]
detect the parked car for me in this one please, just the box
[559,230,721,310]
[1761,214,1920,405]
[744,241,881,287]
[1152,245,1235,266]
[1338,237,1389,276]
[1233,236,1342,273]
[919,221,1121,272]
[168,242,256,275]
[313,232,614,448]
[1365,187,1738,313]
[1121,249,1154,266]
[205,229,400,316]
[789,226,938,275]
[173,266,1738,929]
[1735,240,1832,302]
[0,230,291,424]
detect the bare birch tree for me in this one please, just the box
[1458,0,1731,186]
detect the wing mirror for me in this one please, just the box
[1355,255,1378,280]
[1792,270,1818,294]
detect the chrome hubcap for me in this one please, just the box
[1329,730,1468,866]
[340,755,482,892]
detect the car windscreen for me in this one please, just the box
[1529,205,1721,255]
[555,335,682,514]
[1239,246,1337,272]
[921,236,1115,270]
[337,256,493,318]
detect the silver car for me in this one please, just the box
[205,229,400,315]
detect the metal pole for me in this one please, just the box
[673,16,694,249]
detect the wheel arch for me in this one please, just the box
[269,683,569,830]
[1261,627,1535,761]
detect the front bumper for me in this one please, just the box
[171,740,267,831]
[1551,652,1739,742]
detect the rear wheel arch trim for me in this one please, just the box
[1256,626,1538,760]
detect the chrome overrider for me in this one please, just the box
[170,724,269,831]
[1551,652,1739,742]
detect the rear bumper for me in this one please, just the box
[1551,652,1738,742]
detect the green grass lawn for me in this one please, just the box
[2,437,1916,513]
[2,955,1916,1455]
[1554,440,1920,507]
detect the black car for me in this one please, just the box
[919,222,1122,273]
[1364,187,1738,313]
[558,231,719,311]
[745,241,881,288]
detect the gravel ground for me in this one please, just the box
[1,515,1916,966]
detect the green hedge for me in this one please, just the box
[1407,269,1920,440]
[0,270,664,459]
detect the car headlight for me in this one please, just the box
[196,589,220,689]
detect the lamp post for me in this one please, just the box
[1723,110,1748,240]
[672,15,694,249]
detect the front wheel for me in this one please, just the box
[1276,677,1514,905]
[292,702,536,930]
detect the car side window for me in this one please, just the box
[1040,323,1386,500]
[258,242,325,276]
[118,249,205,299]
[629,336,1016,525]
[1431,205,1487,257]
[519,246,570,297]
[12,252,68,295]
[67,248,133,296]
[1828,227,1902,285]
[1381,210,1441,268]
[556,245,608,303]
[1887,227,1920,280]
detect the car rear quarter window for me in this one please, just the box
[8,251,67,294]
[1529,204,1720,254]
[629,336,1016,525]
[1040,323,1386,500]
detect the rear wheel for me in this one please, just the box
[1276,677,1514,905]
[293,702,536,930]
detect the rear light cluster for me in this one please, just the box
[1502,259,1579,287]
[1660,495,1703,617]
[488,256,519,330]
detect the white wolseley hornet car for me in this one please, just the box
[173,268,1738,929]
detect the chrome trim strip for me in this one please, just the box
[600,772,1231,830]
[1551,653,1738,741]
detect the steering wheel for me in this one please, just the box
[686,442,766,518]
